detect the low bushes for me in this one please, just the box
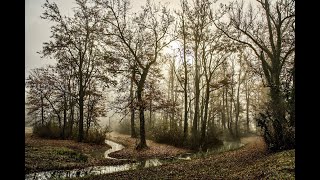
[32,122,110,145]
[151,124,223,150]
[152,128,185,147]
[84,126,111,145]
[33,121,61,139]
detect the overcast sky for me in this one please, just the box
[25,0,181,125]
[25,0,181,80]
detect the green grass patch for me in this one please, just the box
[54,148,88,162]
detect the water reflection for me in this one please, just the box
[25,140,243,180]
[104,140,125,159]
[25,159,163,180]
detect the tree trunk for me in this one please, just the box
[170,62,174,131]
[221,89,226,130]
[130,64,137,138]
[270,86,285,149]
[86,103,90,137]
[78,58,84,142]
[78,77,84,142]
[137,90,147,150]
[201,83,210,146]
[62,92,67,139]
[182,13,188,141]
[149,95,152,127]
[68,78,74,138]
[40,94,44,126]
[245,80,250,133]
[135,68,149,150]
[78,92,84,142]
[235,62,241,138]
[192,46,200,146]
[69,99,74,137]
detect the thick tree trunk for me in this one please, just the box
[136,90,147,150]
[136,68,149,150]
[270,86,285,149]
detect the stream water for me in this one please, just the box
[25,138,244,180]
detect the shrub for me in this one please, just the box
[151,123,223,150]
[33,121,61,139]
[84,125,110,145]
[151,127,185,147]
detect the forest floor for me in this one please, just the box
[25,133,134,174]
[106,132,191,160]
[80,136,295,180]
[25,130,295,179]
[25,130,190,174]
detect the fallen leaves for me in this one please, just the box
[25,134,135,174]
[80,136,295,180]
[106,132,191,160]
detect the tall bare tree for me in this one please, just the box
[98,0,174,149]
[214,0,295,150]
[40,0,114,142]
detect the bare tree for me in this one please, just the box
[40,0,114,142]
[214,0,295,150]
[98,0,175,149]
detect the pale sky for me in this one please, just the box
[25,0,181,79]
[25,0,181,126]
[24,0,253,126]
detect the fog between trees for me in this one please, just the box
[26,0,295,152]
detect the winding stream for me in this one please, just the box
[25,138,244,180]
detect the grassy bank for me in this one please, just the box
[25,134,134,174]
